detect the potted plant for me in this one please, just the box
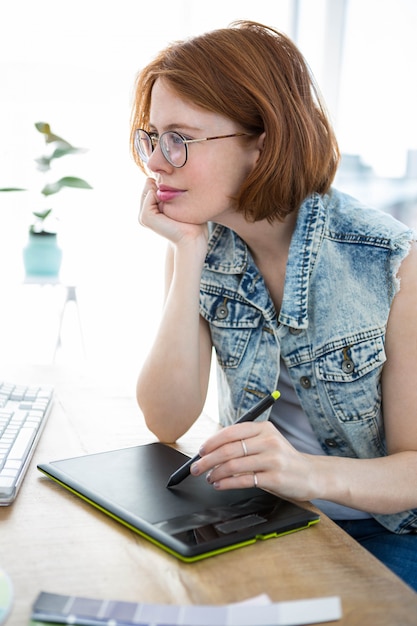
[0,121,92,278]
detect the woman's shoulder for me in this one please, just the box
[323,187,416,246]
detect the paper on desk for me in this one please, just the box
[31,590,342,625]
[229,595,342,625]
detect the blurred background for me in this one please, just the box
[1,0,416,417]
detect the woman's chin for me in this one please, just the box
[163,207,203,225]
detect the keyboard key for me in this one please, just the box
[8,428,37,461]
[4,460,21,470]
[19,401,35,410]
[0,468,18,478]
[0,475,15,496]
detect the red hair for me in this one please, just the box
[130,21,340,221]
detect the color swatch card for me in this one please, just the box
[0,569,13,625]
[30,591,342,625]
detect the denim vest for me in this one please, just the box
[199,188,417,533]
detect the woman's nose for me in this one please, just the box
[146,142,171,172]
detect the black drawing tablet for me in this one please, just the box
[38,443,319,562]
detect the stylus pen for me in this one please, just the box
[166,390,280,488]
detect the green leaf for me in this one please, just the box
[50,145,85,160]
[34,122,88,165]
[35,121,51,135]
[41,176,93,196]
[35,156,51,172]
[32,209,52,221]
[35,121,71,147]
[0,187,26,192]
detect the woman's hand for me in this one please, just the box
[191,410,417,515]
[190,421,319,502]
[139,178,208,247]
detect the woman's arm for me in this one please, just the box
[136,182,213,442]
[191,244,417,515]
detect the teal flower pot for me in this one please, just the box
[23,232,63,278]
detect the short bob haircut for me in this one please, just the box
[130,20,340,221]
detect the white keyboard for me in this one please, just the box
[0,380,53,505]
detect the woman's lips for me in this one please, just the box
[156,186,184,202]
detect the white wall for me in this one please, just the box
[1,1,416,412]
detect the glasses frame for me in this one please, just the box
[135,128,249,168]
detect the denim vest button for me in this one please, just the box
[342,358,354,374]
[325,438,338,448]
[215,304,228,319]
[289,327,302,335]
[300,376,311,389]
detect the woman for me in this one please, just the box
[130,21,417,590]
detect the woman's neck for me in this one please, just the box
[219,211,298,312]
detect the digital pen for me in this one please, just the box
[166,390,280,488]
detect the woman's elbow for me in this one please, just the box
[136,396,194,443]
[143,412,181,444]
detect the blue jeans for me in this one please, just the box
[335,518,417,592]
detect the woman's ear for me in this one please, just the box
[255,132,266,160]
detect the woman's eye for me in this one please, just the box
[171,135,184,145]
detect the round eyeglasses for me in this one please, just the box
[134,128,249,168]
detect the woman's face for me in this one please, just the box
[145,78,262,226]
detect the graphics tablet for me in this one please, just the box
[38,443,319,562]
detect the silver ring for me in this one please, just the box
[253,472,258,488]
[241,439,248,457]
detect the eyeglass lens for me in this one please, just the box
[136,130,186,167]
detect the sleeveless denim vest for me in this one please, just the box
[199,188,417,533]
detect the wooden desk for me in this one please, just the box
[1,366,417,625]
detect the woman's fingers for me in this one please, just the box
[192,421,315,500]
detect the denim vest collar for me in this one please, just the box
[205,221,277,322]
[205,193,325,328]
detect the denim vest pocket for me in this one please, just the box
[200,293,262,368]
[315,333,386,423]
